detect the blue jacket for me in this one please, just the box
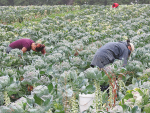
[91,41,131,68]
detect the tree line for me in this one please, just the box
[0,0,149,6]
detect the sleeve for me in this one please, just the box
[22,42,29,50]
[122,50,129,67]
[22,39,34,51]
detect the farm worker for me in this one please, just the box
[6,38,46,54]
[112,3,119,8]
[90,39,134,69]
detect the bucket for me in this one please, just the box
[79,93,96,113]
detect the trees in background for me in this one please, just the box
[0,0,149,6]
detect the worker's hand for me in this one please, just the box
[21,47,27,53]
[122,64,126,67]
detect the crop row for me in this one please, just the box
[0,4,150,112]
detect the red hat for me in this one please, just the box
[112,3,119,8]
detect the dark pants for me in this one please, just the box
[90,55,110,68]
[6,46,13,53]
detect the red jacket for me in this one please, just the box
[112,3,119,8]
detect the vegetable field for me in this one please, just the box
[0,4,150,113]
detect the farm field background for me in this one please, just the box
[0,4,150,113]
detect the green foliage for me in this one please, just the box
[0,0,149,6]
[34,94,44,105]
[84,67,109,85]
[0,4,150,113]
[143,103,150,113]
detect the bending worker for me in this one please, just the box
[112,3,119,8]
[90,39,134,68]
[6,38,46,54]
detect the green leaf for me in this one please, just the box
[125,74,131,81]
[136,72,143,77]
[48,83,53,93]
[86,85,95,93]
[40,71,45,75]
[118,92,125,100]
[132,106,139,113]
[101,70,106,76]
[10,77,13,84]
[121,75,126,81]
[34,94,44,105]
[23,103,27,110]
[126,90,133,94]
[102,74,109,81]
[121,105,130,112]
[120,67,126,73]
[99,80,105,85]
[143,103,150,113]
[55,110,65,113]
[43,98,50,106]
[120,93,133,105]
[55,84,57,95]
[123,93,133,100]
[134,88,144,96]
[132,77,137,85]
